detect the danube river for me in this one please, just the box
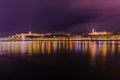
[0,40,120,79]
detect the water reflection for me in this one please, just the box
[0,41,119,58]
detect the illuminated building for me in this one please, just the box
[10,31,44,39]
[88,28,112,35]
[9,32,72,39]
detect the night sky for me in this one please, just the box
[0,0,120,35]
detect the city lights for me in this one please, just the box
[3,29,120,41]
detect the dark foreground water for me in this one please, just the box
[0,41,120,80]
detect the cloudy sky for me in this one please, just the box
[0,0,120,35]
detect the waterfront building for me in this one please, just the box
[10,31,44,39]
[88,28,112,36]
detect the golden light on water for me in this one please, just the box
[102,41,107,57]
[0,40,119,61]
[89,41,97,61]
[111,41,115,54]
[118,42,120,53]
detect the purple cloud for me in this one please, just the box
[0,0,119,34]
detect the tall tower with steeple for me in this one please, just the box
[28,25,32,35]
[29,31,32,35]
[92,28,95,33]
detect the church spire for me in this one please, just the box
[29,31,31,34]
[92,28,95,33]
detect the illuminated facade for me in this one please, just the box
[9,31,44,39]
[5,29,120,41]
[9,32,72,39]
[88,28,112,35]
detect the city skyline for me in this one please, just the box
[0,0,120,80]
[0,28,116,37]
